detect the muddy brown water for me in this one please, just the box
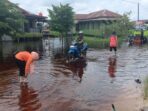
[0,38,148,111]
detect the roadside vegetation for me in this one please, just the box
[130,30,148,37]
[144,76,148,99]
[15,33,42,39]
[0,0,26,40]
[49,31,61,37]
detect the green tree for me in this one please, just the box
[48,4,74,36]
[0,0,25,37]
[99,12,134,37]
[110,12,134,37]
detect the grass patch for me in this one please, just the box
[50,30,61,37]
[13,32,42,42]
[84,36,109,48]
[83,29,101,37]
[130,30,148,37]
[15,32,42,38]
[73,36,124,48]
[144,76,148,99]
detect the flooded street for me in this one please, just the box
[0,38,148,111]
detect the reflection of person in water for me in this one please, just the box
[78,67,84,82]
[18,84,41,111]
[69,59,86,82]
[108,57,117,78]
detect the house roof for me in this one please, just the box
[17,6,47,21]
[133,20,148,26]
[74,14,88,20]
[138,20,148,23]
[9,1,47,21]
[75,9,122,20]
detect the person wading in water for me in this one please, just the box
[14,51,39,83]
[109,31,118,55]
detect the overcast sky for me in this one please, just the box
[9,0,148,20]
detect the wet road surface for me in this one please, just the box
[0,40,148,111]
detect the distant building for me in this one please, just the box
[1,2,48,41]
[17,6,47,32]
[8,1,48,33]
[134,20,148,30]
[74,9,122,31]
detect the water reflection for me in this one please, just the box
[18,84,41,111]
[108,56,117,82]
[42,38,50,57]
[68,58,87,82]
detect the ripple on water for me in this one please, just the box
[1,42,148,111]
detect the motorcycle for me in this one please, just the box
[67,42,88,63]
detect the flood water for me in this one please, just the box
[0,38,148,111]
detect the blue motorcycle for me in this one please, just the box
[67,42,88,63]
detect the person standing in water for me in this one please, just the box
[14,51,39,83]
[109,31,118,55]
[76,31,84,52]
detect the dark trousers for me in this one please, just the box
[110,47,117,52]
[15,58,26,76]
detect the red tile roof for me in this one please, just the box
[75,9,121,20]
[74,14,88,20]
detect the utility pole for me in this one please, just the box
[137,2,139,21]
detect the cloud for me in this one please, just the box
[9,0,148,20]
[71,2,91,14]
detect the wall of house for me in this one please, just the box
[76,20,113,31]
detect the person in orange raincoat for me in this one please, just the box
[14,51,39,83]
[109,31,118,55]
